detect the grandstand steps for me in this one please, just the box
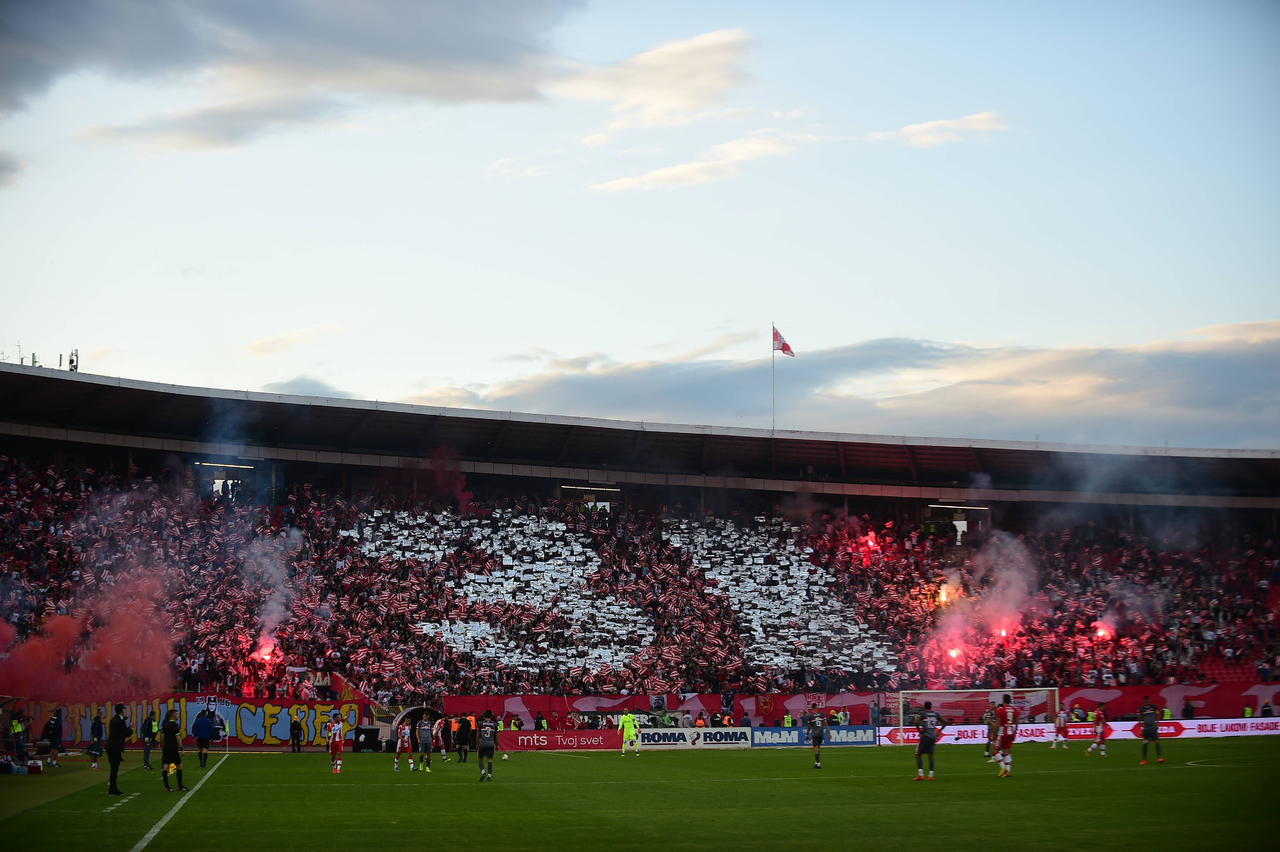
[1200,654,1260,684]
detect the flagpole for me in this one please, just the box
[771,322,775,435]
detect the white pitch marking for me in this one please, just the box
[128,755,227,852]
[103,792,140,813]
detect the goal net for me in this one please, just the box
[895,688,1058,738]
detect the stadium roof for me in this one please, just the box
[1,363,1277,509]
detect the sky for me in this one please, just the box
[1,0,1277,449]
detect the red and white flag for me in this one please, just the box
[772,325,795,357]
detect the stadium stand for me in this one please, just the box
[2,450,1276,706]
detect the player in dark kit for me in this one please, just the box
[476,710,499,781]
[1138,697,1164,764]
[806,703,830,769]
[160,709,189,792]
[455,714,472,763]
[416,715,433,773]
[982,702,998,761]
[912,701,946,780]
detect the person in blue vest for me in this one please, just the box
[191,710,215,769]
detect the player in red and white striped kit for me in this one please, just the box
[327,712,345,774]
[1085,704,1108,757]
[431,717,449,764]
[994,694,1018,778]
[1051,706,1070,749]
[393,721,414,772]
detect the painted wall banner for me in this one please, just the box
[639,728,752,749]
[446,692,887,730]
[500,730,622,751]
[444,683,1280,729]
[875,717,1280,745]
[13,694,367,749]
[751,726,876,747]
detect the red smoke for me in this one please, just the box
[432,445,473,515]
[0,572,173,703]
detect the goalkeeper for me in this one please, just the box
[619,711,640,756]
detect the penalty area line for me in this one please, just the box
[128,754,227,852]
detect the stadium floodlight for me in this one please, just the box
[896,688,1059,740]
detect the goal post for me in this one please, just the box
[896,688,1058,741]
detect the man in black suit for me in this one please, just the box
[106,703,132,796]
[289,713,303,753]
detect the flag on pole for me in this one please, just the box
[772,326,795,357]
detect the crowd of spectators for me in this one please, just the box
[797,517,1280,691]
[2,452,1277,707]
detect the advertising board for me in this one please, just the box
[751,726,876,747]
[640,728,752,749]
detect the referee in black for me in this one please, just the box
[456,714,472,763]
[160,709,189,792]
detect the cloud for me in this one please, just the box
[590,108,1007,191]
[499,346,557,363]
[245,323,340,356]
[1,1,580,144]
[863,111,1009,148]
[82,94,346,149]
[593,133,800,191]
[669,329,761,362]
[2,3,755,153]
[397,321,1280,448]
[548,352,615,372]
[555,29,753,145]
[0,151,22,187]
[261,376,353,398]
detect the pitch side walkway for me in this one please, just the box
[0,755,143,821]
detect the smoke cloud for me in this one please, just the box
[0,570,173,702]
[431,445,473,514]
[928,531,1040,658]
[243,529,304,662]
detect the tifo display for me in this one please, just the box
[1,453,1275,711]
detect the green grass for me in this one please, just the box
[3,738,1277,851]
[0,754,144,822]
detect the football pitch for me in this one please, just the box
[3,738,1276,851]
